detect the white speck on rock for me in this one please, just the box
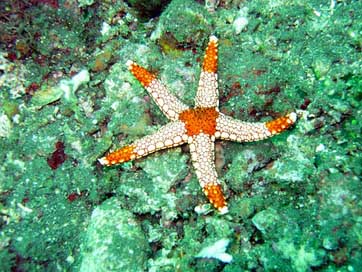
[0,113,11,138]
[233,7,249,35]
[196,238,232,263]
[101,22,111,36]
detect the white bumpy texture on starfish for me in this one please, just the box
[99,35,297,214]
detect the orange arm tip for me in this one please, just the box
[203,183,228,214]
[266,112,297,135]
[99,145,137,166]
[127,60,156,87]
[202,36,218,73]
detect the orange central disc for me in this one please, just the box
[179,107,219,136]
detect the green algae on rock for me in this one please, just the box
[1,0,362,271]
[116,148,188,219]
[152,0,212,44]
[31,70,90,108]
[78,198,150,271]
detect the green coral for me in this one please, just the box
[78,198,150,271]
[116,148,188,219]
[153,0,212,44]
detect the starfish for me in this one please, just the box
[99,36,297,214]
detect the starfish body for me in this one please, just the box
[99,36,297,214]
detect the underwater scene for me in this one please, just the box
[0,0,361,271]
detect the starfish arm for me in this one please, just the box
[215,112,297,142]
[189,133,228,214]
[127,60,189,121]
[99,121,188,166]
[195,36,219,108]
